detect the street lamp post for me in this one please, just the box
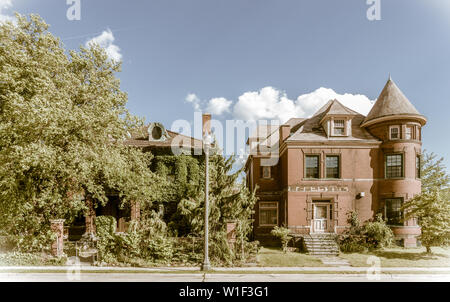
[201,132,211,271]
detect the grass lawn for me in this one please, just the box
[339,247,450,267]
[257,247,326,267]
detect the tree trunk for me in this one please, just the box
[426,246,432,254]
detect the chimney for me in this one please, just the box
[202,113,212,137]
[279,124,291,144]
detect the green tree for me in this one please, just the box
[420,151,450,192]
[403,189,450,253]
[402,151,450,253]
[177,154,257,265]
[0,14,158,251]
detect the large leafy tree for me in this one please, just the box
[0,14,158,251]
[177,154,257,265]
[402,151,450,253]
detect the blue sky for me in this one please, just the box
[3,0,450,169]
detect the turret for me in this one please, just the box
[361,77,426,247]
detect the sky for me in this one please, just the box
[1,0,450,169]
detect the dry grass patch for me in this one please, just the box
[340,247,450,267]
[257,247,326,267]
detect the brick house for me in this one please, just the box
[69,122,203,240]
[245,78,426,248]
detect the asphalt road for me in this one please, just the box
[1,273,449,282]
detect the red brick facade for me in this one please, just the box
[245,79,426,247]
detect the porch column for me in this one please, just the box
[131,201,141,221]
[85,195,96,234]
[50,219,65,257]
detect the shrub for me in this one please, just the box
[271,226,291,253]
[364,214,394,249]
[95,216,119,263]
[338,212,395,253]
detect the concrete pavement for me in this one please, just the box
[1,266,450,272]
[1,272,449,282]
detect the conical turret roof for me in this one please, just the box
[361,78,426,127]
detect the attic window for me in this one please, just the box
[152,126,162,140]
[148,123,168,142]
[333,120,345,136]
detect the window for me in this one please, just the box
[325,155,340,179]
[333,120,345,135]
[385,198,403,225]
[259,202,278,226]
[405,126,414,140]
[416,155,421,179]
[390,126,400,140]
[260,166,271,179]
[386,154,403,178]
[305,155,320,178]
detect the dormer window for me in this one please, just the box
[389,126,400,140]
[333,120,345,136]
[148,122,169,142]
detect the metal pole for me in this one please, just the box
[201,143,211,271]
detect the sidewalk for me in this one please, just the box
[1,266,450,273]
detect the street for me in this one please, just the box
[1,272,449,282]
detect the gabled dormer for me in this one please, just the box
[319,99,358,138]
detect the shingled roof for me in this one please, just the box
[287,100,379,143]
[124,124,203,150]
[361,78,426,127]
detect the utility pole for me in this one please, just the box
[201,113,212,271]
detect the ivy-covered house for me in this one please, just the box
[124,122,205,236]
[69,122,204,240]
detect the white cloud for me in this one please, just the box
[233,87,299,122]
[186,86,375,123]
[86,29,122,62]
[0,0,15,23]
[185,94,233,115]
[295,87,375,117]
[233,86,375,123]
[206,97,232,115]
[185,93,202,111]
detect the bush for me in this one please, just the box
[94,215,176,265]
[95,216,119,263]
[338,212,394,253]
[364,214,394,249]
[271,226,291,253]
[339,235,368,253]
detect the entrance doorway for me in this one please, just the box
[312,202,332,233]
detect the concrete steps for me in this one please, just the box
[302,234,339,256]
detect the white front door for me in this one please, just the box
[313,204,330,233]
